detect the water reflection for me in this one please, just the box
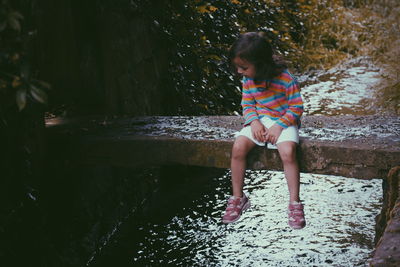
[97,171,381,266]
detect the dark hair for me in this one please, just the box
[228,32,286,82]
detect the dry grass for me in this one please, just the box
[295,0,400,114]
[366,1,400,114]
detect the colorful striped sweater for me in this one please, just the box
[241,69,304,128]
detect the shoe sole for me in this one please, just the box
[289,222,306,229]
[222,199,251,224]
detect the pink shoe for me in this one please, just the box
[222,194,250,224]
[288,202,306,229]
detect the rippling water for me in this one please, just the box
[93,170,382,267]
[299,57,382,116]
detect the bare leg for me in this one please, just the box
[277,141,300,203]
[230,136,257,197]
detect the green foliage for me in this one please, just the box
[0,0,49,113]
[135,0,399,115]
[2,0,397,116]
[142,0,399,115]
[0,9,24,32]
[136,0,307,115]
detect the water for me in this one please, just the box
[299,57,382,116]
[93,170,382,266]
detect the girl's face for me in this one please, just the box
[233,57,256,79]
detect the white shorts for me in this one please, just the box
[234,116,299,149]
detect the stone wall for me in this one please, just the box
[33,0,172,115]
[371,166,400,266]
[38,162,162,266]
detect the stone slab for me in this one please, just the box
[46,115,400,179]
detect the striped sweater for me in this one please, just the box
[241,69,304,128]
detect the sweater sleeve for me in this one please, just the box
[241,77,259,126]
[275,79,304,128]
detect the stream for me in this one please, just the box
[92,171,381,267]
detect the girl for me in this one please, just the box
[222,32,305,229]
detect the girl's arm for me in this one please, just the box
[241,78,267,142]
[266,78,303,144]
[276,80,304,128]
[241,78,259,126]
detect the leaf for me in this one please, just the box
[30,85,48,104]
[11,53,20,62]
[8,17,21,31]
[36,80,52,90]
[16,88,27,111]
[8,11,23,32]
[197,5,218,13]
[11,11,24,21]
[12,77,21,88]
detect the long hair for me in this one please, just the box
[228,32,286,83]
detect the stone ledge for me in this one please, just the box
[46,115,400,179]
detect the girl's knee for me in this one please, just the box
[232,137,253,159]
[278,142,297,163]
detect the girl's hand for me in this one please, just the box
[250,120,267,143]
[265,124,283,145]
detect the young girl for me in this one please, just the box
[222,32,305,229]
